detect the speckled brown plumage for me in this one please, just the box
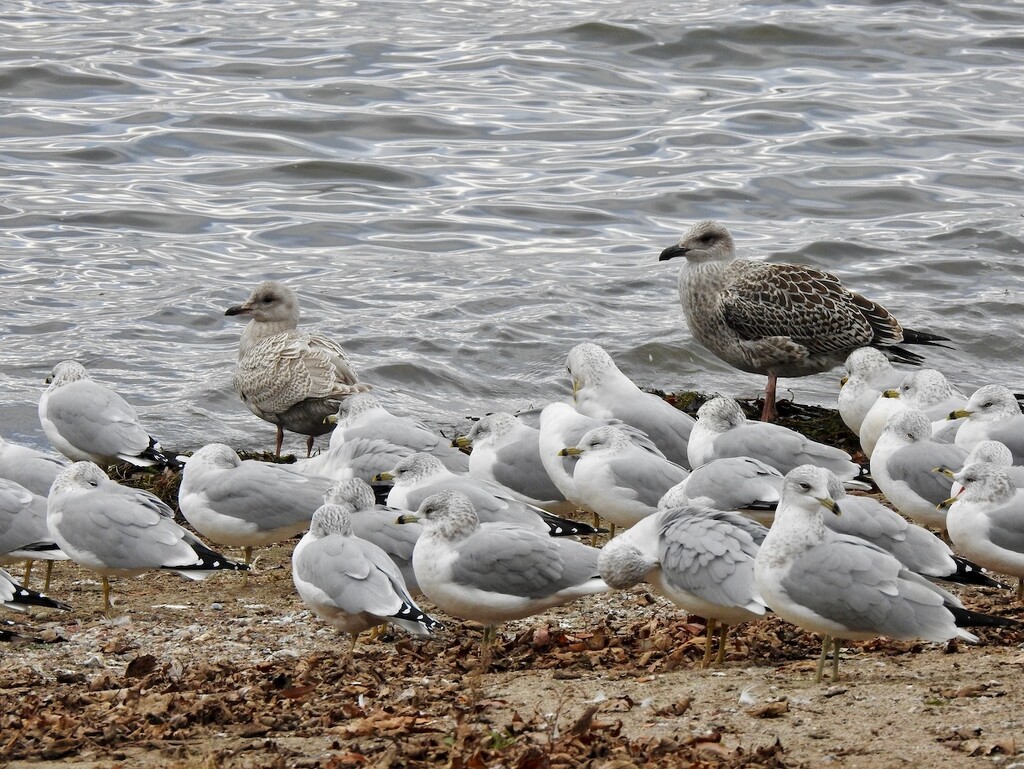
[659,221,949,420]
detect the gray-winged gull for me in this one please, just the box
[559,425,689,531]
[837,348,903,437]
[324,478,421,594]
[225,280,370,457]
[397,490,608,643]
[659,221,950,421]
[377,453,599,538]
[327,392,468,472]
[688,396,863,483]
[47,462,247,612]
[869,410,966,531]
[0,433,67,497]
[951,385,1024,461]
[658,456,783,526]
[455,412,572,515]
[566,342,694,468]
[598,504,768,666]
[859,368,966,457]
[753,465,1007,682]
[39,361,180,470]
[292,502,440,659]
[178,443,331,568]
[943,462,1024,599]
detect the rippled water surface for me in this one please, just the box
[2,0,1023,453]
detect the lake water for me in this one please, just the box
[2,0,1022,455]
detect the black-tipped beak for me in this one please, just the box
[659,244,689,262]
[224,304,250,317]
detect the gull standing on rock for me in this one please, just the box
[225,280,370,457]
[754,465,1001,682]
[292,503,440,660]
[566,343,695,468]
[659,221,950,421]
[39,361,180,470]
[47,462,248,612]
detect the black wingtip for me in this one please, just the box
[174,542,250,573]
[142,437,184,472]
[941,557,1011,590]
[948,603,1021,630]
[540,512,606,537]
[5,583,72,612]
[395,602,443,633]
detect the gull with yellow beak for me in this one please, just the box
[754,465,1006,682]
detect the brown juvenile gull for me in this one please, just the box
[225,280,370,456]
[659,221,950,421]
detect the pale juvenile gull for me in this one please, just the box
[658,457,783,526]
[39,361,180,470]
[324,478,421,594]
[398,490,608,637]
[870,409,966,531]
[1,566,70,613]
[178,443,332,567]
[822,474,1003,589]
[599,503,768,666]
[47,462,248,612]
[225,280,371,457]
[942,462,1024,599]
[859,368,967,457]
[537,402,664,520]
[659,220,950,421]
[566,343,695,468]
[951,385,1024,462]
[559,425,689,531]
[327,392,468,472]
[688,396,863,483]
[837,348,904,437]
[292,502,440,660]
[376,453,599,538]
[455,412,573,515]
[0,433,67,497]
[754,465,988,682]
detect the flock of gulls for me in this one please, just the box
[4,220,1024,683]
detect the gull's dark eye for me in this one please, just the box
[799,482,810,491]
